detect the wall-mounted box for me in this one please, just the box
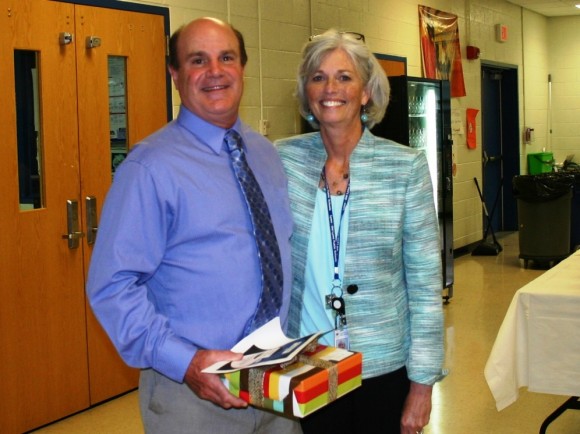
[467,45,480,59]
[496,24,508,42]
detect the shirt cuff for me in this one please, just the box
[154,334,198,383]
[408,367,449,386]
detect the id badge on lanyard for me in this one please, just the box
[322,166,351,350]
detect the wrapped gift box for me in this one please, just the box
[223,344,362,418]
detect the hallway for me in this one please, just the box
[32,232,580,433]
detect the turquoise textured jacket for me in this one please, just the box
[275,129,446,385]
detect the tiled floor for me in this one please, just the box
[32,232,580,433]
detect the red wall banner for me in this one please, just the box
[419,5,466,98]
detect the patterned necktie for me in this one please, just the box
[224,129,283,334]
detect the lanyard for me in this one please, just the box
[321,166,351,348]
[321,166,351,285]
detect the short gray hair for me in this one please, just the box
[296,29,390,129]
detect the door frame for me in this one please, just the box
[57,0,172,121]
[481,61,520,233]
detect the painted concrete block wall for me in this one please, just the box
[457,0,527,246]
[547,16,580,162]
[119,0,579,250]
[522,10,550,170]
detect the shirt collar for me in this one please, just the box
[176,106,243,155]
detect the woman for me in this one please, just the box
[275,29,446,434]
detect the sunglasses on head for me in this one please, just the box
[309,31,366,42]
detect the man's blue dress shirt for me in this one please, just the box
[87,107,293,383]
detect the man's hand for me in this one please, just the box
[183,349,248,409]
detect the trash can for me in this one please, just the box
[566,171,580,251]
[513,173,574,268]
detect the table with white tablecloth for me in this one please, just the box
[484,249,580,430]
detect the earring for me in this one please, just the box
[360,106,369,123]
[306,112,315,122]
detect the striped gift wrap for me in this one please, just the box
[223,345,362,418]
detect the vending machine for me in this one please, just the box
[372,76,454,300]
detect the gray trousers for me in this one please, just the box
[139,369,303,434]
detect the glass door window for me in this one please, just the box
[15,50,43,210]
[108,56,128,178]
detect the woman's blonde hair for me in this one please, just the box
[296,29,390,129]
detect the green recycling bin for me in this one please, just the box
[527,152,554,175]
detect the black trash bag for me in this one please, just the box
[512,173,575,203]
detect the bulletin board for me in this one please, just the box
[374,53,407,77]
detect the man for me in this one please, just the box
[87,18,299,434]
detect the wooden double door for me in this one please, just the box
[0,1,169,432]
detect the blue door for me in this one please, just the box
[481,66,519,233]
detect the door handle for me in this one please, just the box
[483,150,502,166]
[86,36,102,48]
[86,196,98,245]
[62,199,85,249]
[483,150,489,165]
